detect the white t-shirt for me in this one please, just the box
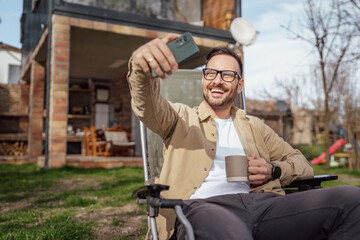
[190,117,250,199]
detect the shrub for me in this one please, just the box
[293,144,324,160]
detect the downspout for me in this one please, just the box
[43,0,54,169]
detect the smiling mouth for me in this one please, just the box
[211,88,225,93]
[210,89,225,96]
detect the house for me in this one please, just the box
[246,99,292,142]
[246,99,322,146]
[16,0,241,167]
[289,106,314,146]
[0,43,29,159]
[0,42,21,84]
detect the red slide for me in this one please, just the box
[311,138,347,165]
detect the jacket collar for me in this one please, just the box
[198,100,247,122]
[198,101,211,122]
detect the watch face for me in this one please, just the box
[274,165,281,178]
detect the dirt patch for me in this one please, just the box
[0,175,104,214]
[0,198,33,214]
[75,204,146,240]
[58,175,107,191]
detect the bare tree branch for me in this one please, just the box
[282,0,360,168]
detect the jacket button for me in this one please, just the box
[194,186,197,189]
[211,148,214,151]
[204,168,207,171]
[211,133,215,136]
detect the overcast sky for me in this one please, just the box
[1,0,354,102]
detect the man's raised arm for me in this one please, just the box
[127,34,180,141]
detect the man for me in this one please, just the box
[127,34,360,240]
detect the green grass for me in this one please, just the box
[1,163,359,239]
[63,195,97,207]
[313,164,360,177]
[1,211,94,240]
[112,218,125,226]
[313,164,360,187]
[0,163,40,171]
[0,164,147,240]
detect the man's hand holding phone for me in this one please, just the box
[131,34,179,79]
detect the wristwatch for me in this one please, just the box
[270,162,282,180]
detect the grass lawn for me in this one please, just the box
[1,163,359,239]
[0,164,147,240]
[313,164,360,188]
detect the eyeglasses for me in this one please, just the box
[202,68,241,83]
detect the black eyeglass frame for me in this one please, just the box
[202,68,242,83]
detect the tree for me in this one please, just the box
[342,72,359,170]
[283,0,360,168]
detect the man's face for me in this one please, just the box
[202,54,243,111]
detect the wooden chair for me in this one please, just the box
[84,126,110,156]
[104,130,136,156]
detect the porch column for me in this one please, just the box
[20,81,30,133]
[28,60,45,162]
[48,15,70,167]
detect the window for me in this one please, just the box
[8,65,21,84]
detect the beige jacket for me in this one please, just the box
[127,60,314,240]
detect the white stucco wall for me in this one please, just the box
[0,47,21,84]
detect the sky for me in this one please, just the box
[0,0,22,48]
[0,0,333,101]
[242,0,313,100]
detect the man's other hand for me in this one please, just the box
[131,33,179,79]
[247,153,273,187]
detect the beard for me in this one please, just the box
[203,85,238,110]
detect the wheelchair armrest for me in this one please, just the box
[132,184,193,239]
[284,175,338,192]
[132,184,183,208]
[132,184,169,199]
[132,184,184,208]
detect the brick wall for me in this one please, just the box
[48,15,71,167]
[28,61,45,159]
[20,83,30,113]
[19,83,30,132]
[0,84,20,113]
[0,84,29,134]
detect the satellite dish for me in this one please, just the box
[230,17,257,46]
[276,100,288,112]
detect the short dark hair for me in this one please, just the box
[205,47,243,76]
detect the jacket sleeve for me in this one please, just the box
[260,120,314,186]
[126,59,179,144]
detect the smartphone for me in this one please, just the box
[151,32,200,78]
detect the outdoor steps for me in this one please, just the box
[66,155,143,168]
[0,155,28,165]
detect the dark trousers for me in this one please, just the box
[176,186,360,240]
